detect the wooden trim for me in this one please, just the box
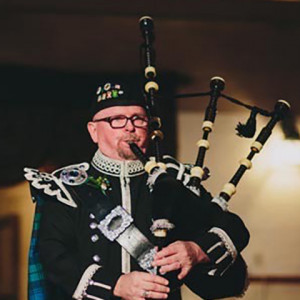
[249,275,300,284]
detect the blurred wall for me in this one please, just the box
[0,183,34,300]
[1,1,300,299]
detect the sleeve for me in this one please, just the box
[35,187,121,300]
[183,255,248,299]
[162,156,250,276]
[188,186,250,277]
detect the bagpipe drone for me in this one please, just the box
[130,16,290,253]
[83,15,290,291]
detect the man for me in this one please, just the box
[25,82,249,300]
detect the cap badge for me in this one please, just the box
[96,83,124,102]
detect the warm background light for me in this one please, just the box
[178,110,300,299]
[266,139,300,168]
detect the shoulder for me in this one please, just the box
[24,162,90,208]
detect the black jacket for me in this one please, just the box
[26,151,249,300]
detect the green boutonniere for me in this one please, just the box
[86,175,110,195]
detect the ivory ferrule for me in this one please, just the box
[222,183,236,197]
[196,139,210,149]
[202,121,214,132]
[251,141,263,153]
[191,166,205,179]
[157,162,167,170]
[145,66,157,78]
[145,81,159,93]
[145,161,158,174]
[211,76,225,83]
[239,158,252,169]
[139,15,153,23]
[278,99,290,109]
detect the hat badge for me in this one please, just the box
[96,83,124,102]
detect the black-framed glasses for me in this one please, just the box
[92,114,149,129]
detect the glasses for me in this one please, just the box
[92,114,149,129]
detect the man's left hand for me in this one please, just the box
[152,241,210,280]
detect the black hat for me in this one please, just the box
[91,82,146,118]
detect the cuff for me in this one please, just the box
[72,264,120,300]
[195,227,238,276]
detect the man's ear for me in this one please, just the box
[87,122,98,143]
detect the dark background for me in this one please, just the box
[1,0,300,185]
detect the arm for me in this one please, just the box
[36,188,170,300]
[151,156,250,298]
[152,241,248,299]
[162,155,250,261]
[35,188,121,299]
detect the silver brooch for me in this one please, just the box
[60,164,88,186]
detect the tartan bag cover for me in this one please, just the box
[28,194,47,300]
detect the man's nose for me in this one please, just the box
[124,119,135,131]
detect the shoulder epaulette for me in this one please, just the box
[24,163,90,208]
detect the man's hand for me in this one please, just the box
[113,271,170,299]
[152,241,210,280]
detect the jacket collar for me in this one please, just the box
[91,150,145,177]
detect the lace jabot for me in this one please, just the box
[91,150,145,177]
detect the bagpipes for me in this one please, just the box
[83,15,290,290]
[130,16,290,251]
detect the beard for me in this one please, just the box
[117,133,143,160]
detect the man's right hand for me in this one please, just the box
[113,271,170,299]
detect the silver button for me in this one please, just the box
[89,213,95,219]
[90,222,97,230]
[91,234,99,242]
[93,255,101,262]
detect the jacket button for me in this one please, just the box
[90,222,98,229]
[91,234,99,242]
[93,255,101,262]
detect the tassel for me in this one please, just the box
[236,108,258,138]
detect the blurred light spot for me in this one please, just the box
[267,139,300,168]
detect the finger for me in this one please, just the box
[143,282,170,293]
[143,273,169,286]
[133,288,146,300]
[160,261,181,275]
[137,287,150,300]
[144,291,168,299]
[177,266,190,280]
[153,255,178,267]
[155,245,178,259]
